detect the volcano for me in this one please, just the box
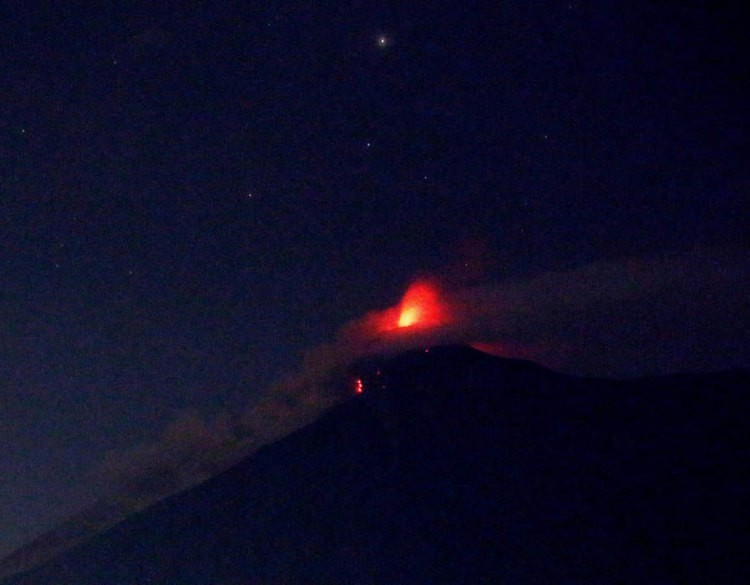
[2,345,749,584]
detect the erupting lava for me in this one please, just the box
[357,279,452,340]
[394,280,448,330]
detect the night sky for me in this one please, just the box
[1,1,748,557]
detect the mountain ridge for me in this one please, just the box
[3,345,749,583]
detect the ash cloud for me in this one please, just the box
[93,351,349,509]
[447,247,750,376]
[94,410,251,508]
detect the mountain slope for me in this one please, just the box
[3,345,749,584]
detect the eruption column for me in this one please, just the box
[396,281,448,329]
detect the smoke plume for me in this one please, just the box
[95,247,749,507]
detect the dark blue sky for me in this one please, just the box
[1,1,748,557]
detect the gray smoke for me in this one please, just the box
[95,247,749,507]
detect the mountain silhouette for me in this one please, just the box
[2,345,749,584]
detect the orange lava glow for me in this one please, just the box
[395,281,448,329]
[362,279,451,338]
[398,306,420,328]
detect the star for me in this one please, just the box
[376,34,391,49]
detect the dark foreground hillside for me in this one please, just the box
[3,345,749,584]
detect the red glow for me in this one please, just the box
[362,279,451,338]
[470,341,510,357]
[395,281,448,329]
[354,378,364,394]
